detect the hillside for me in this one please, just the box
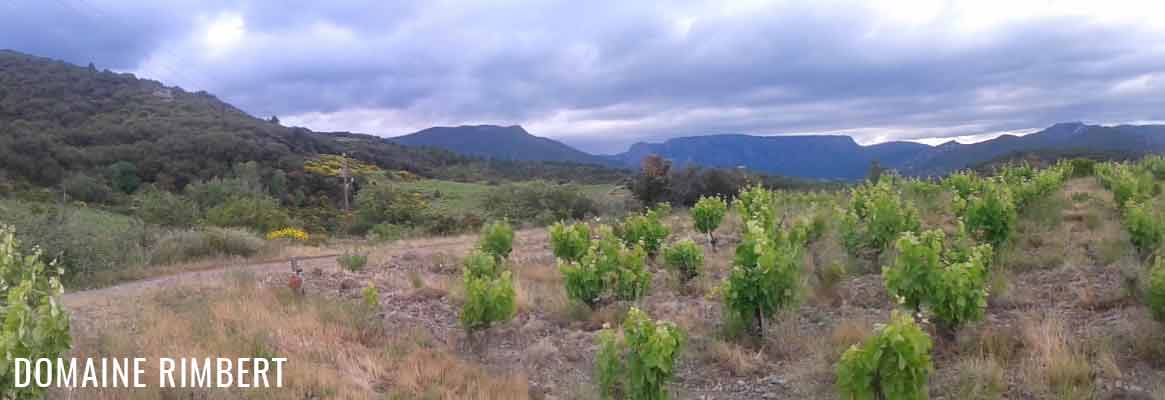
[608,122,1164,179]
[0,50,626,194]
[395,125,611,165]
[899,122,1165,176]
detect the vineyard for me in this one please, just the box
[45,157,1165,399]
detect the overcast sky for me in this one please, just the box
[3,0,1165,153]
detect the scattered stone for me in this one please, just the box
[526,337,559,365]
[409,287,447,300]
[339,278,359,290]
[522,318,551,336]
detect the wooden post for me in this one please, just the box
[341,153,351,212]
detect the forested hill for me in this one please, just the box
[0,50,626,192]
[395,125,613,165]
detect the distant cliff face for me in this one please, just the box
[393,125,610,165]
[604,123,1165,179]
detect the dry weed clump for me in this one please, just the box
[953,356,1005,400]
[72,274,525,399]
[821,318,871,366]
[1020,317,1094,399]
[701,340,762,376]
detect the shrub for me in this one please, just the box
[148,227,264,265]
[184,176,265,210]
[722,220,802,336]
[266,227,309,241]
[549,221,591,263]
[0,200,151,286]
[609,245,651,301]
[478,220,514,261]
[460,270,516,332]
[617,206,670,257]
[62,173,114,203]
[884,230,942,312]
[944,170,985,201]
[662,239,704,282]
[734,184,778,232]
[422,212,484,236]
[463,249,503,280]
[134,188,199,227]
[560,226,651,307]
[961,181,1016,249]
[1006,164,1068,210]
[107,160,141,194]
[840,177,921,259]
[927,245,992,333]
[885,229,992,332]
[482,181,598,224]
[664,166,747,206]
[1069,158,1095,177]
[691,196,727,250]
[595,307,684,400]
[1149,257,1165,321]
[337,252,368,272]
[1123,200,1164,256]
[836,310,932,400]
[363,283,380,309]
[1142,155,1165,180]
[206,195,292,233]
[353,178,428,231]
[367,223,408,242]
[596,327,623,398]
[0,225,72,399]
[559,252,607,308]
[1101,165,1155,211]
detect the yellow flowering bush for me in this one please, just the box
[303,154,383,177]
[267,227,309,241]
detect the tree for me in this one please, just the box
[0,226,72,399]
[268,169,288,201]
[629,155,672,206]
[107,161,140,194]
[268,115,280,125]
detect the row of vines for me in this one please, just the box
[1096,157,1165,321]
[460,160,1079,399]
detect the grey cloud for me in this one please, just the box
[2,1,1165,153]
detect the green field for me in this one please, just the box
[397,179,625,214]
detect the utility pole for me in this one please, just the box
[341,152,351,212]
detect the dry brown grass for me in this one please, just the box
[953,356,1005,400]
[393,349,529,399]
[1118,313,1165,367]
[1020,316,1094,399]
[701,340,762,377]
[960,324,1023,364]
[513,261,570,315]
[822,318,871,365]
[67,273,525,399]
[764,314,811,360]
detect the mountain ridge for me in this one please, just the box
[600,123,1165,179]
[393,124,611,166]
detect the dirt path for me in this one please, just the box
[61,228,547,338]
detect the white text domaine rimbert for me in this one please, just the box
[14,358,288,389]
